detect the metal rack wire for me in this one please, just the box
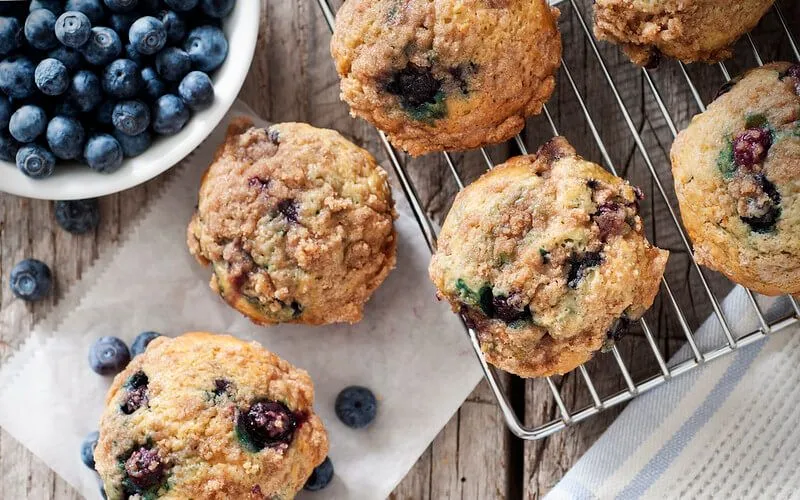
[317,0,800,439]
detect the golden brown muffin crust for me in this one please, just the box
[188,118,397,325]
[429,138,668,377]
[95,332,328,500]
[331,0,561,156]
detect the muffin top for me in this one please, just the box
[94,332,328,500]
[331,0,561,156]
[429,138,668,377]
[671,62,800,295]
[188,118,396,325]
[594,0,775,66]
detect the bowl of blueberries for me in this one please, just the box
[0,0,259,200]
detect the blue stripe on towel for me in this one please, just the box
[617,340,765,500]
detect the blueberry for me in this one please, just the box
[490,294,532,324]
[121,371,149,414]
[102,59,142,98]
[178,71,213,110]
[129,16,167,55]
[236,400,297,451]
[304,457,334,491]
[80,431,99,470]
[159,10,186,44]
[141,66,166,100]
[9,258,52,301]
[0,56,37,99]
[25,9,58,50]
[387,64,442,109]
[566,251,603,289]
[184,25,227,72]
[55,199,100,233]
[130,331,160,356]
[55,11,92,48]
[124,446,164,491]
[48,46,82,71]
[335,386,377,429]
[65,0,105,25]
[104,0,139,13]
[88,336,130,375]
[68,70,102,111]
[47,116,86,160]
[31,0,64,15]
[17,144,56,178]
[82,27,122,66]
[733,127,772,168]
[10,105,47,142]
[112,99,150,135]
[0,96,11,128]
[114,129,151,157]
[35,58,69,96]
[155,46,190,81]
[200,0,234,18]
[84,133,124,172]
[109,13,137,37]
[0,17,22,56]
[152,94,189,135]
[95,99,116,126]
[164,0,199,11]
[0,132,19,161]
[277,198,298,223]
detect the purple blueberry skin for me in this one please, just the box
[155,47,191,81]
[114,129,152,157]
[0,56,37,99]
[80,431,99,470]
[24,8,58,50]
[84,134,124,173]
[103,59,143,98]
[104,0,139,13]
[160,10,186,44]
[81,27,123,66]
[129,16,167,55]
[0,131,19,162]
[47,115,86,160]
[178,70,214,110]
[35,58,69,95]
[0,17,23,56]
[69,70,103,112]
[9,258,52,301]
[88,336,131,375]
[130,331,161,357]
[732,127,772,168]
[112,99,150,135]
[65,0,105,24]
[152,94,189,135]
[16,144,56,179]
[200,0,235,18]
[54,10,92,48]
[9,104,47,143]
[183,25,228,72]
[335,386,378,429]
[164,0,200,12]
[54,199,100,234]
[304,456,334,491]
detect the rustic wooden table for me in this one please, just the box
[1,1,798,498]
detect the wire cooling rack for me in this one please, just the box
[316,0,800,439]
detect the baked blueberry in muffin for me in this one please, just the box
[429,138,668,378]
[671,62,800,295]
[94,332,328,499]
[330,0,561,156]
[594,0,774,66]
[187,117,397,325]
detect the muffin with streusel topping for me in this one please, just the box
[331,0,561,156]
[188,117,396,325]
[94,332,328,500]
[671,62,800,295]
[429,137,668,378]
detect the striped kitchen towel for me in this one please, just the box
[546,288,799,499]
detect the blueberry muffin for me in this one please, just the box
[594,0,774,66]
[671,63,800,295]
[428,138,668,377]
[187,117,397,325]
[330,0,561,156]
[94,332,328,500]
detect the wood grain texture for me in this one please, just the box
[0,0,798,499]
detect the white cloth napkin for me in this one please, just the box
[546,288,798,499]
[0,100,483,500]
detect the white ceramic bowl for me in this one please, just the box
[0,2,261,201]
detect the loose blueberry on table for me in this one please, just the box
[88,335,131,375]
[304,456,334,491]
[9,258,52,301]
[0,1,235,180]
[130,330,161,356]
[335,386,378,429]
[55,198,100,233]
[80,430,99,470]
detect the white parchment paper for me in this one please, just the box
[0,101,482,499]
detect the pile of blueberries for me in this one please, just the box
[0,0,234,179]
